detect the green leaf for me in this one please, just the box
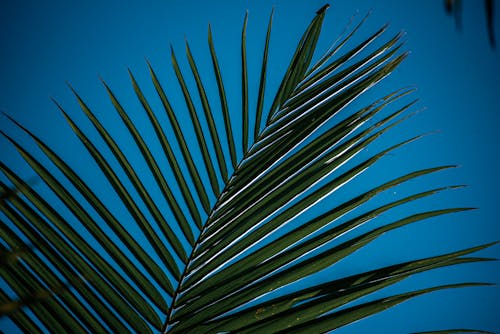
[0,176,158,332]
[293,20,387,103]
[128,69,204,230]
[254,9,274,142]
[171,46,221,196]
[1,224,108,333]
[0,5,494,334]
[180,182,459,305]
[0,240,94,333]
[99,80,196,246]
[54,101,183,278]
[208,24,238,170]
[205,91,414,232]
[241,11,249,154]
[266,5,328,123]
[3,114,174,295]
[209,247,493,333]
[189,130,423,279]
[0,201,131,333]
[0,290,44,333]
[1,269,79,333]
[171,208,471,332]
[1,131,168,312]
[147,59,212,213]
[282,284,490,334]
[185,40,229,182]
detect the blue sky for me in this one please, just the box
[1,0,499,333]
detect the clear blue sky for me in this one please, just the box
[1,0,499,333]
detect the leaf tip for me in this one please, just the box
[449,184,467,190]
[49,96,62,108]
[316,4,330,15]
[65,81,76,93]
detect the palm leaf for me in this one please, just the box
[0,5,494,333]
[241,11,250,154]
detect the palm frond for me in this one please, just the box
[0,5,494,333]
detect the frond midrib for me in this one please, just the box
[163,128,271,331]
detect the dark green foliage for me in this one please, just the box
[0,5,493,333]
